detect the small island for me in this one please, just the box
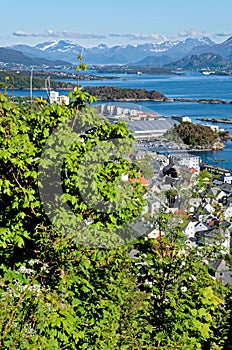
[165,122,228,150]
[83,86,167,101]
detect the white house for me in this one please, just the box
[171,154,202,172]
[222,172,232,184]
[224,206,232,219]
[49,91,69,105]
[184,221,197,238]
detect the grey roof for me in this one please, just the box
[147,197,159,204]
[220,183,232,193]
[128,118,177,133]
[130,220,154,236]
[164,176,177,185]
[213,179,223,186]
[210,259,232,285]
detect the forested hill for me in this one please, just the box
[0,47,70,68]
[0,71,75,90]
[83,86,167,101]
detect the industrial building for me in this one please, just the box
[97,104,178,139]
[128,118,178,139]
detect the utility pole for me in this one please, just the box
[30,67,33,112]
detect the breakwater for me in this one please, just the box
[196,117,232,124]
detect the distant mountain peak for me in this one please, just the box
[35,41,58,51]
[224,36,232,43]
[184,36,214,45]
[97,43,109,49]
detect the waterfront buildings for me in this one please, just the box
[98,104,178,138]
[171,154,202,172]
[49,91,70,105]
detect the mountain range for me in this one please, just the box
[1,36,232,68]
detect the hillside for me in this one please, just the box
[0,47,71,68]
[0,71,75,90]
[164,53,232,70]
[135,55,173,66]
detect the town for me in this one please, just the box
[94,103,232,285]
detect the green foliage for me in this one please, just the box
[165,188,178,206]
[0,89,148,348]
[136,158,154,179]
[76,54,87,88]
[0,242,149,349]
[0,89,145,254]
[69,86,97,108]
[134,214,228,349]
[195,169,213,191]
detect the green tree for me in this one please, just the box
[0,89,147,348]
[136,158,154,179]
[134,213,228,350]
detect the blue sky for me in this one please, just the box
[1,0,232,47]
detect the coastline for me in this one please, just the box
[171,97,232,104]
[97,97,232,104]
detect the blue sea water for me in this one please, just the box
[2,72,232,168]
[79,71,232,100]
[82,72,232,169]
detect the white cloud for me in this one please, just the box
[109,30,216,42]
[13,31,33,37]
[177,29,213,38]
[13,30,105,39]
[109,33,168,42]
[215,32,232,37]
[12,29,227,45]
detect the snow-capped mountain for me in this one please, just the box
[136,40,180,53]
[36,40,83,53]
[7,37,223,65]
[35,41,59,51]
[188,36,232,59]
